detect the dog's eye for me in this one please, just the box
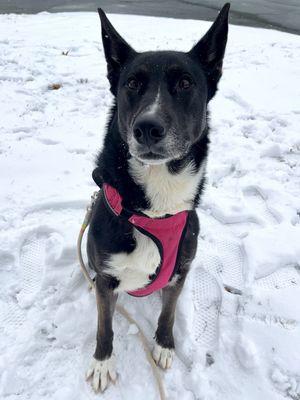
[126,78,140,90]
[178,77,193,90]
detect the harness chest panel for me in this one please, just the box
[103,183,189,297]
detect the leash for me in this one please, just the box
[77,191,166,400]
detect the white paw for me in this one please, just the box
[152,344,174,369]
[86,355,117,392]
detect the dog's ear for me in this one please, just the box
[189,3,230,100]
[98,8,136,95]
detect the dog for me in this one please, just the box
[86,4,230,392]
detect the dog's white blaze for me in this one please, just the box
[106,228,160,292]
[129,158,207,217]
[144,89,160,116]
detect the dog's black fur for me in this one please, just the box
[86,4,229,390]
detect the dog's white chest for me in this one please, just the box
[106,228,160,292]
[129,159,206,217]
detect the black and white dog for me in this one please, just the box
[86,4,229,392]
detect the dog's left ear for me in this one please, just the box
[98,9,136,95]
[189,3,230,100]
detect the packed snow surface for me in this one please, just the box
[0,12,300,400]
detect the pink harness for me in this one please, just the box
[103,183,189,297]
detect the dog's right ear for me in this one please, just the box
[98,9,136,95]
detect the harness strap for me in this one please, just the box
[103,183,189,297]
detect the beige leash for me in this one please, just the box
[77,191,166,400]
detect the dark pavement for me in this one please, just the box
[0,0,299,35]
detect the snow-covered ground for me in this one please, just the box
[0,12,300,400]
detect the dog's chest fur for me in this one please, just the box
[106,159,206,292]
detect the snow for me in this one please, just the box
[0,11,300,400]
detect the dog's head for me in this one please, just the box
[98,4,229,164]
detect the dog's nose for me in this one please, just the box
[133,117,166,146]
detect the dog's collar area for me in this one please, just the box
[102,183,183,221]
[102,183,188,223]
[102,182,189,297]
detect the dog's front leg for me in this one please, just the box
[86,275,118,392]
[153,275,186,369]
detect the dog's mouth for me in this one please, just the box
[135,151,168,165]
[129,139,170,164]
[128,129,189,165]
[131,144,188,165]
[139,151,165,160]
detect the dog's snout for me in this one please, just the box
[133,117,166,146]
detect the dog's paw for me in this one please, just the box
[152,344,174,369]
[86,355,117,392]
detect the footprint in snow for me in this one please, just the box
[190,237,246,361]
[242,185,282,226]
[197,229,247,292]
[255,265,300,290]
[192,267,222,355]
[16,229,63,308]
[0,300,26,336]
